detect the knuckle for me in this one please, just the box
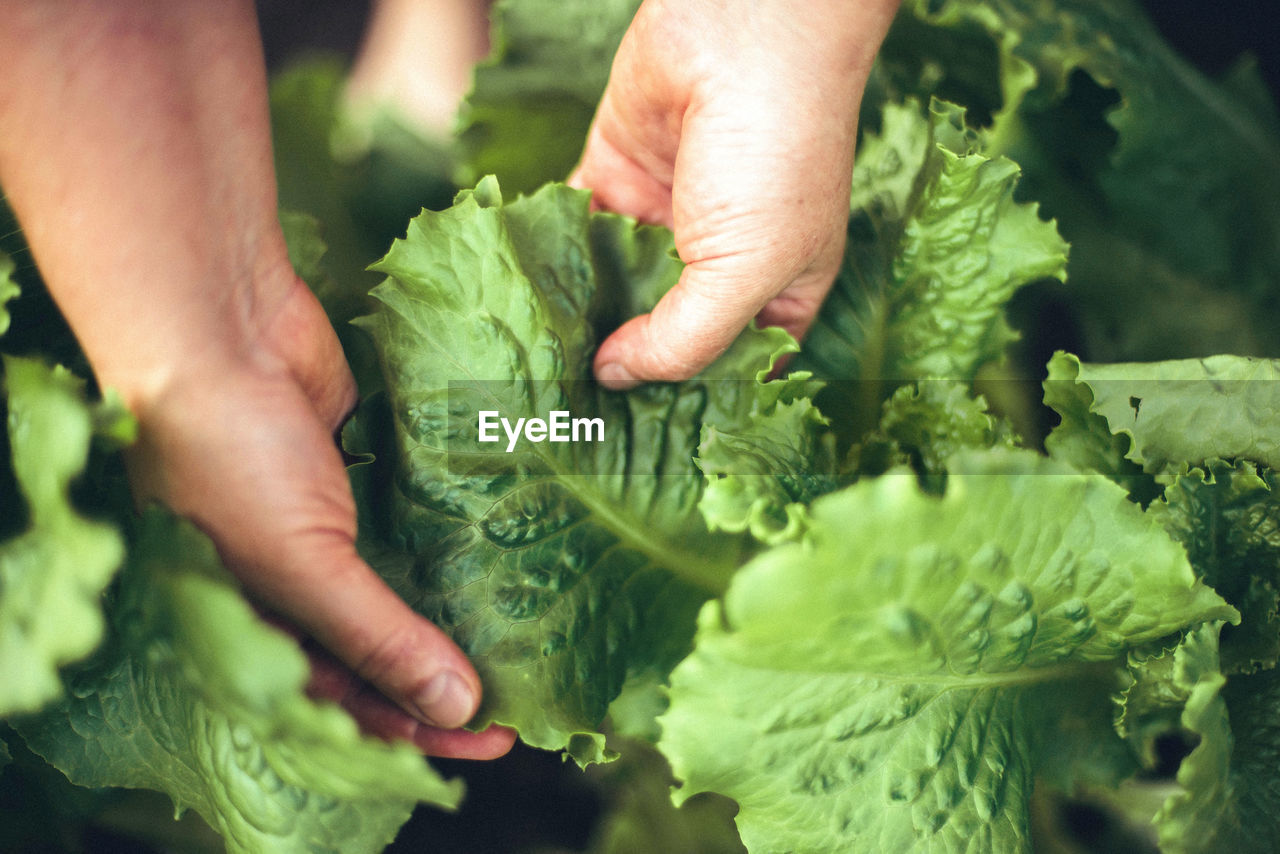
[637,328,722,382]
[352,622,426,694]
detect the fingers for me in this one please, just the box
[592,257,769,387]
[568,121,673,227]
[592,227,843,389]
[278,535,484,731]
[306,642,516,760]
[132,371,488,736]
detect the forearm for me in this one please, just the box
[0,0,296,409]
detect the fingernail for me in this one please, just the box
[597,362,638,389]
[414,671,475,729]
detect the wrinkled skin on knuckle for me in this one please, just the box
[351,620,430,697]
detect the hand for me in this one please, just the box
[0,0,511,760]
[125,278,514,758]
[571,0,899,388]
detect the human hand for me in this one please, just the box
[123,278,515,758]
[0,0,511,760]
[571,0,899,388]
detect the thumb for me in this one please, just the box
[269,533,483,731]
[593,258,767,388]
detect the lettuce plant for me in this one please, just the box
[2,0,1278,852]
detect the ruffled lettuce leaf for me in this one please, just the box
[1114,621,1280,854]
[848,380,1018,490]
[1135,462,1280,850]
[876,0,1280,362]
[799,99,1067,443]
[1044,352,1280,474]
[19,507,461,854]
[1115,624,1236,853]
[0,356,126,716]
[1152,461,1280,676]
[458,0,640,193]
[696,387,835,547]
[1042,351,1156,501]
[353,177,819,762]
[658,449,1233,854]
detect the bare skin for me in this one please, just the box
[0,0,512,759]
[346,0,492,136]
[572,0,900,388]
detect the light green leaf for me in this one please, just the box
[659,449,1232,854]
[20,508,459,854]
[847,380,1017,488]
[1116,624,1253,854]
[879,0,1280,362]
[1046,352,1280,474]
[0,251,17,337]
[1152,625,1236,853]
[697,390,835,546]
[0,356,126,716]
[458,0,640,193]
[1042,351,1160,506]
[800,99,1067,441]
[354,178,805,762]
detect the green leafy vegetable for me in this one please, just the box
[458,0,640,192]
[800,98,1067,443]
[3,0,1278,850]
[659,449,1233,853]
[1046,352,1280,474]
[584,739,745,854]
[0,251,18,337]
[696,388,835,547]
[1042,351,1155,501]
[0,356,125,716]
[848,380,1018,489]
[1117,624,1245,853]
[355,177,807,762]
[20,508,461,854]
[1152,462,1280,675]
[877,0,1280,362]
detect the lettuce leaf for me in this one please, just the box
[0,251,17,337]
[878,0,1280,362]
[1045,352,1280,474]
[1152,461,1280,675]
[1116,624,1238,853]
[0,356,126,716]
[1042,351,1156,501]
[696,389,836,547]
[799,99,1067,443]
[658,449,1233,853]
[583,739,745,854]
[20,508,461,854]
[352,178,822,762]
[458,0,640,193]
[848,380,1018,490]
